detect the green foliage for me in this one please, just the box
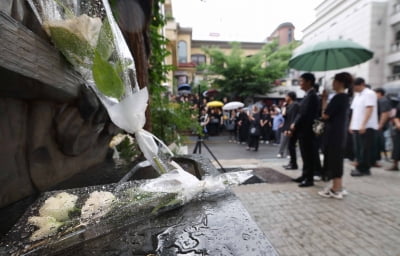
[115,137,139,162]
[151,102,197,145]
[201,40,300,99]
[96,18,114,60]
[48,16,126,100]
[92,51,125,100]
[48,25,93,67]
[148,0,197,145]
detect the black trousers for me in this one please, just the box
[288,133,298,166]
[248,135,259,150]
[299,133,321,181]
[352,129,376,173]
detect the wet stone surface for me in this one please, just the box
[0,155,278,255]
[52,191,278,256]
[155,192,278,256]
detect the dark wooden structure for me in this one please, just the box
[0,0,153,235]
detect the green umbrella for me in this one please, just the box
[288,39,374,71]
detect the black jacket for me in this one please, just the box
[283,102,300,132]
[294,88,320,136]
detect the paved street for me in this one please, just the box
[187,135,400,256]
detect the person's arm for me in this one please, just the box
[279,116,285,128]
[394,117,400,130]
[205,114,210,125]
[378,111,390,130]
[321,89,328,115]
[322,113,330,120]
[359,106,373,134]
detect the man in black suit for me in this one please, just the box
[290,73,321,187]
[282,91,300,170]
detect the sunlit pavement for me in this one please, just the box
[187,135,400,256]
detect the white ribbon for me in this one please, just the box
[107,87,173,173]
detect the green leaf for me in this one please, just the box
[48,26,93,67]
[96,18,114,60]
[92,51,125,100]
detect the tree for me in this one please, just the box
[148,0,197,145]
[200,40,300,99]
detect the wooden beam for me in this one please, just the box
[0,11,83,99]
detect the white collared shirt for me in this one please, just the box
[350,88,378,130]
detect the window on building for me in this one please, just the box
[393,64,400,74]
[396,31,400,42]
[178,41,187,63]
[191,54,206,65]
[288,29,293,43]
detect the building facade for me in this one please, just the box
[385,0,400,95]
[266,22,296,46]
[164,0,276,94]
[300,0,388,89]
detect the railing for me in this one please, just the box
[390,41,400,53]
[387,73,400,81]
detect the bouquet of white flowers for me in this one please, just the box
[28,0,172,173]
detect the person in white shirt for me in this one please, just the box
[349,78,378,176]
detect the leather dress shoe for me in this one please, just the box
[298,180,314,187]
[285,165,298,170]
[292,176,304,183]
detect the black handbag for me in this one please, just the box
[250,126,260,136]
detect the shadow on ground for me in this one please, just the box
[222,167,293,184]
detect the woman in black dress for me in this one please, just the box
[260,107,271,144]
[247,106,261,151]
[386,102,400,171]
[318,72,352,199]
[237,108,250,144]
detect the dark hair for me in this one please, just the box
[300,73,315,86]
[287,91,297,101]
[374,88,385,95]
[354,77,365,85]
[334,72,353,89]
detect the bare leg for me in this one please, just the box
[332,178,342,192]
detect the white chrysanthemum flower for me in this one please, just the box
[80,191,116,223]
[43,14,102,47]
[28,216,63,241]
[109,133,134,148]
[39,192,78,222]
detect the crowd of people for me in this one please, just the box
[172,73,400,200]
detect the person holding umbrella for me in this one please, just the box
[290,73,321,187]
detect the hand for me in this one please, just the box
[359,127,366,134]
[349,128,353,134]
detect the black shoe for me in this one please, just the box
[285,165,298,170]
[292,176,304,183]
[298,180,314,187]
[350,169,371,177]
